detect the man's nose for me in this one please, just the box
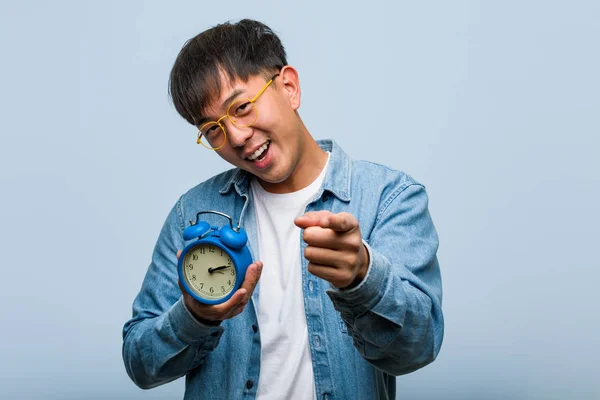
[224,120,253,148]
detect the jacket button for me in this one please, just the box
[252,324,258,333]
[246,380,254,389]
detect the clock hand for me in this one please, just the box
[208,265,232,274]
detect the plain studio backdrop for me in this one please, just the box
[1,1,598,399]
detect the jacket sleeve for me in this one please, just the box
[326,183,444,376]
[122,197,224,389]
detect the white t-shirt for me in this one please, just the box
[251,153,330,400]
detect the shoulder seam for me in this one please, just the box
[354,159,396,173]
[175,195,185,231]
[377,183,425,220]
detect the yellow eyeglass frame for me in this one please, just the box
[197,73,280,150]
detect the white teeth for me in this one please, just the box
[247,141,270,161]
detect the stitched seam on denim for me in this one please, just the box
[344,153,351,199]
[377,183,424,222]
[356,159,397,173]
[176,195,185,231]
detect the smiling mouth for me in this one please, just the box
[246,140,271,162]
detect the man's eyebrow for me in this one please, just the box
[196,116,209,127]
[221,88,245,110]
[197,88,246,127]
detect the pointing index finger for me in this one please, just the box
[294,211,332,229]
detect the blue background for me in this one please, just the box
[1,1,598,399]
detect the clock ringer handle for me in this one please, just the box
[189,210,239,233]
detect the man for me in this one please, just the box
[122,19,443,400]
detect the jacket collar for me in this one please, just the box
[219,139,352,202]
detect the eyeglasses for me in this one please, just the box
[197,74,280,150]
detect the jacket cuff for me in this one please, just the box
[326,240,390,315]
[168,298,224,347]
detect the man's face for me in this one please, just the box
[200,67,312,193]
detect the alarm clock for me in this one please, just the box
[178,210,253,305]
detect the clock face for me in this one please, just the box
[182,243,236,300]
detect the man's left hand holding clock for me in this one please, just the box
[177,249,264,326]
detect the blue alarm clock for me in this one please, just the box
[178,210,253,305]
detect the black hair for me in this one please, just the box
[168,19,288,126]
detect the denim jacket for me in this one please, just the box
[122,139,444,400]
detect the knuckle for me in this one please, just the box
[342,212,354,222]
[349,236,362,251]
[341,269,354,284]
[341,253,355,268]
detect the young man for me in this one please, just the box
[123,19,443,400]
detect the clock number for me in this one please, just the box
[227,259,232,266]
[191,274,196,281]
[209,246,215,253]
[221,286,225,293]
[230,269,234,276]
[200,283,203,289]
[228,280,231,286]
[209,287,214,294]
[186,264,193,270]
[199,248,205,255]
[220,250,224,256]
[192,254,198,260]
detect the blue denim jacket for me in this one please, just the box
[122,139,443,400]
